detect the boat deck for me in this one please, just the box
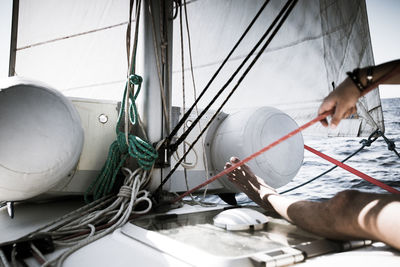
[1,198,399,266]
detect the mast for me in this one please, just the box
[8,0,18,77]
[137,0,173,191]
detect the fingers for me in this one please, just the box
[330,106,346,129]
[230,157,240,164]
[228,157,250,177]
[318,98,336,127]
[225,157,247,182]
[224,162,235,178]
[318,98,335,115]
[331,104,357,129]
[319,76,362,128]
[318,98,358,129]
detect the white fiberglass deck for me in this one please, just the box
[1,199,399,267]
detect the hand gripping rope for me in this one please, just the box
[171,58,400,203]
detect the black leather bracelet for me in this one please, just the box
[346,68,366,93]
[366,66,374,85]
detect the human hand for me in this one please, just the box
[224,157,277,210]
[318,77,361,128]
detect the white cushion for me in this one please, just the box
[0,77,84,201]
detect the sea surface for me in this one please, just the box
[278,97,400,201]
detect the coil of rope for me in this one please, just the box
[84,74,158,203]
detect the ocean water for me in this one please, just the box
[278,98,400,201]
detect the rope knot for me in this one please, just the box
[118,185,132,198]
[128,135,158,170]
[360,129,380,147]
[129,74,143,85]
[360,138,372,147]
[387,140,396,151]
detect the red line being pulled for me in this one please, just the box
[172,111,332,203]
[304,145,400,194]
[171,65,400,203]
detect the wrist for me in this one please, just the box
[346,66,374,96]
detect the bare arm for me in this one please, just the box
[271,191,400,250]
[225,157,400,250]
[319,59,400,128]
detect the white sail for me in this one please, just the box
[7,0,385,197]
[12,0,384,138]
[12,0,130,100]
[171,0,384,137]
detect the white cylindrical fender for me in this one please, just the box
[210,107,303,192]
[0,77,84,201]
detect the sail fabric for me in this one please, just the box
[13,0,384,137]
[172,0,383,137]
[14,0,130,100]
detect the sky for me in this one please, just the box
[0,0,399,98]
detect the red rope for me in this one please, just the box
[304,145,400,194]
[172,64,400,203]
[172,111,332,203]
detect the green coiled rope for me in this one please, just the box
[84,74,158,202]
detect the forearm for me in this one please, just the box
[357,59,400,95]
[266,190,400,249]
[266,194,354,239]
[318,59,400,128]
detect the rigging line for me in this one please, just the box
[16,22,129,51]
[148,0,171,133]
[280,129,380,194]
[170,0,291,152]
[179,1,193,202]
[379,130,400,159]
[179,1,186,123]
[62,80,125,91]
[124,0,142,144]
[179,0,200,205]
[170,28,400,151]
[173,26,345,74]
[125,0,136,143]
[183,0,212,200]
[172,111,331,204]
[166,0,271,143]
[281,148,363,194]
[129,0,149,140]
[304,145,400,194]
[159,0,167,66]
[129,0,142,76]
[126,0,134,71]
[156,0,298,193]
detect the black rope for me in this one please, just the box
[166,0,271,148]
[379,130,400,159]
[280,129,381,194]
[170,0,296,152]
[155,0,298,194]
[280,82,399,193]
